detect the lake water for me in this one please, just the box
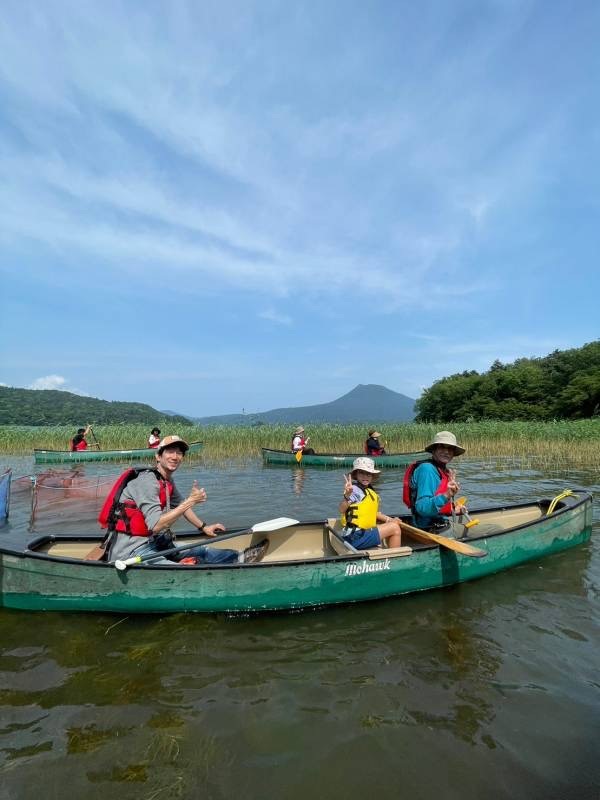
[0,455,598,800]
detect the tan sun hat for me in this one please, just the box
[368,430,382,438]
[425,431,465,456]
[157,435,189,454]
[294,426,305,434]
[351,456,381,474]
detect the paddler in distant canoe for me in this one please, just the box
[70,425,92,452]
[364,429,386,456]
[291,426,314,455]
[148,427,161,448]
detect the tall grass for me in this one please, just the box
[0,420,599,464]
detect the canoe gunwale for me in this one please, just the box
[3,490,592,567]
[32,441,204,463]
[261,447,427,458]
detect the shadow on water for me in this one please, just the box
[0,456,599,799]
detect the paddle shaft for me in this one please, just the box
[114,517,299,569]
[89,426,101,449]
[121,527,261,566]
[399,520,487,558]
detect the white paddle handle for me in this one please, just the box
[115,556,142,571]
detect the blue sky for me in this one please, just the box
[1,1,598,418]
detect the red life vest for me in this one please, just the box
[402,460,452,515]
[148,438,160,449]
[70,437,87,451]
[98,468,173,536]
[291,435,306,451]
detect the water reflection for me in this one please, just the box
[292,467,305,496]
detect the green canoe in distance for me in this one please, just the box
[261,447,429,469]
[0,490,591,613]
[33,441,204,464]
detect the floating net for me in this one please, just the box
[29,468,115,530]
[0,468,11,525]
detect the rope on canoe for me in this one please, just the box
[546,489,575,516]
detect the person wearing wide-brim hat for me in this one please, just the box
[338,457,402,550]
[404,431,467,536]
[365,429,386,456]
[291,426,314,454]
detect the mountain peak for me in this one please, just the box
[193,385,415,425]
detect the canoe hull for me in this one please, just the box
[0,492,592,613]
[33,441,203,464]
[261,448,428,468]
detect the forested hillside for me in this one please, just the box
[415,341,600,422]
[0,387,191,426]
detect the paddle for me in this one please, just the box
[399,519,487,558]
[455,496,480,529]
[114,516,300,571]
[295,450,303,463]
[88,426,101,450]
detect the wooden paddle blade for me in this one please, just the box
[400,521,487,558]
[84,544,107,561]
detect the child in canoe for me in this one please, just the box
[339,457,401,549]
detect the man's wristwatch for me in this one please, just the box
[198,522,206,532]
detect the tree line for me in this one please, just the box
[0,387,191,426]
[415,340,600,422]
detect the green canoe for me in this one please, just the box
[261,447,429,468]
[33,441,204,464]
[0,490,591,613]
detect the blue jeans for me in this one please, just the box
[177,545,239,564]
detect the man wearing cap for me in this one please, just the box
[106,435,268,565]
[365,430,386,456]
[404,431,467,536]
[339,457,402,550]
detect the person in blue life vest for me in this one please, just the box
[104,435,268,566]
[339,457,402,549]
[403,431,467,537]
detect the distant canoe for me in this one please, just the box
[0,491,591,613]
[33,441,204,464]
[261,447,429,469]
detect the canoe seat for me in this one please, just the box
[326,519,412,559]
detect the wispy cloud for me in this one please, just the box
[1,2,598,414]
[258,310,292,326]
[28,375,68,390]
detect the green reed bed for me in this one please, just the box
[1,420,599,465]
